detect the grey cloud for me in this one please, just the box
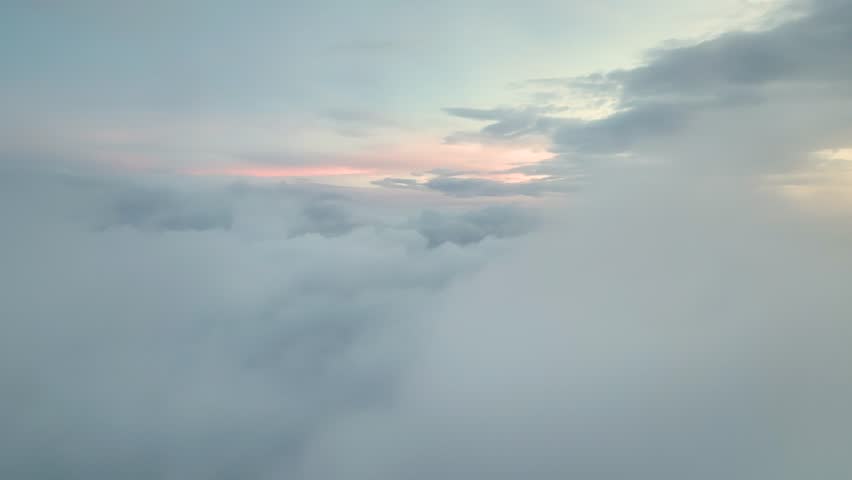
[443,107,518,121]
[448,0,852,175]
[370,177,422,189]
[614,0,852,99]
[289,201,363,238]
[373,174,576,198]
[424,168,482,177]
[425,176,574,198]
[443,107,564,143]
[102,188,234,232]
[5,1,852,478]
[552,101,690,154]
[556,0,852,159]
[505,153,597,177]
[524,72,621,95]
[412,205,539,247]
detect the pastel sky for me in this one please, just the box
[3,2,852,479]
[2,0,793,186]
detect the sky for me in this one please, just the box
[2,0,792,185]
[1,0,852,479]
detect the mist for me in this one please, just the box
[304,170,852,479]
[2,0,852,478]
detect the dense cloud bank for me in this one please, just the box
[306,173,852,479]
[0,168,534,479]
[3,164,852,479]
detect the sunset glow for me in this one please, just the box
[188,165,371,178]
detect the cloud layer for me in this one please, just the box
[2,1,852,479]
[435,0,852,192]
[310,176,852,479]
[0,167,536,479]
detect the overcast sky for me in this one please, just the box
[2,0,852,479]
[2,0,795,182]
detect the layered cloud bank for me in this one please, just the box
[0,168,537,479]
[372,0,852,196]
[3,166,851,479]
[2,0,852,479]
[306,174,852,479]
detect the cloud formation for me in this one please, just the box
[306,175,852,479]
[2,1,852,479]
[447,0,852,185]
[0,166,537,479]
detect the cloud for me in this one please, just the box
[289,201,363,238]
[370,177,422,190]
[374,174,577,197]
[411,205,539,247]
[443,107,564,144]
[611,0,852,99]
[303,173,852,480]
[425,176,574,197]
[0,166,534,479]
[552,101,690,154]
[448,0,852,178]
[100,188,234,232]
[4,1,852,479]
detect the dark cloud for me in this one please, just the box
[552,101,690,154]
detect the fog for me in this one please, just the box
[2,0,851,478]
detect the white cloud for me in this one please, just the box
[303,172,852,480]
[0,167,532,478]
